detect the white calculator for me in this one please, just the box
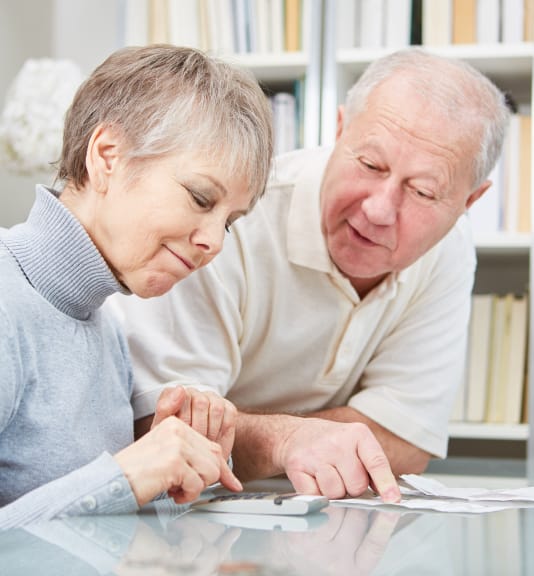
[191,492,329,516]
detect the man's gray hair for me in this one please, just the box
[344,49,510,188]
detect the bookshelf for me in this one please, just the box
[122,0,322,150]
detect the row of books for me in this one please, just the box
[450,292,529,425]
[123,0,310,54]
[270,90,300,154]
[338,0,534,49]
[423,0,534,46]
[123,0,534,57]
[468,112,532,237]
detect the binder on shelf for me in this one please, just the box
[207,0,234,54]
[272,92,297,155]
[149,0,169,43]
[517,113,532,234]
[422,0,452,46]
[359,0,384,48]
[465,294,493,423]
[502,0,524,44]
[336,0,359,49]
[476,0,500,44]
[168,0,199,48]
[124,0,149,46]
[503,113,521,233]
[254,0,270,53]
[232,0,248,53]
[503,294,528,424]
[384,0,412,47]
[526,0,534,41]
[452,0,476,45]
[300,0,313,54]
[270,0,285,53]
[285,0,300,51]
[486,294,512,423]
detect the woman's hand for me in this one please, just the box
[151,386,237,461]
[114,416,242,507]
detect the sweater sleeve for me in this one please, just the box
[0,452,139,530]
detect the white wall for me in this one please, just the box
[0,0,122,227]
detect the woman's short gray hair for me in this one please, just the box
[344,48,510,188]
[58,45,273,203]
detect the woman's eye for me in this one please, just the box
[225,222,231,233]
[189,189,210,208]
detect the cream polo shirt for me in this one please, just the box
[107,147,476,459]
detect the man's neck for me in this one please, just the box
[350,274,388,299]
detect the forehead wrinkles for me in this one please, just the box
[375,102,464,163]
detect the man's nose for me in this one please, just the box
[360,179,401,226]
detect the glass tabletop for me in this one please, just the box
[2,478,533,575]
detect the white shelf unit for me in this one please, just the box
[333,44,534,473]
[449,422,529,441]
[224,51,308,84]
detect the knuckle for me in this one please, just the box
[347,477,370,496]
[165,416,185,435]
[210,402,225,419]
[225,401,238,420]
[210,442,223,458]
[365,451,390,472]
[194,395,210,411]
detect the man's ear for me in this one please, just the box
[85,124,120,193]
[465,179,492,211]
[336,105,345,140]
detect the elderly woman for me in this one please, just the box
[0,45,273,529]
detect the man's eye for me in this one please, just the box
[416,189,435,200]
[361,159,378,171]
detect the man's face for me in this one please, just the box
[320,77,484,294]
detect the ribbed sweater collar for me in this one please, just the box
[1,185,129,320]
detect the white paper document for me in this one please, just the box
[331,474,534,514]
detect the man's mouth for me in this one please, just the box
[348,222,377,246]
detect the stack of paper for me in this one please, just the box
[332,475,534,514]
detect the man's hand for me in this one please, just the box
[151,386,237,460]
[114,416,242,507]
[232,412,400,502]
[275,417,400,502]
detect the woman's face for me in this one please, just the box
[92,150,252,298]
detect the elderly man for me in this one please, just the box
[108,49,509,501]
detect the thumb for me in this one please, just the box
[151,386,187,429]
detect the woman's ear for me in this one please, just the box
[85,124,120,193]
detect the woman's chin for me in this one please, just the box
[132,274,184,299]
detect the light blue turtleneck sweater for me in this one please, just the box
[0,185,139,529]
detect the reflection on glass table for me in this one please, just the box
[1,485,534,575]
